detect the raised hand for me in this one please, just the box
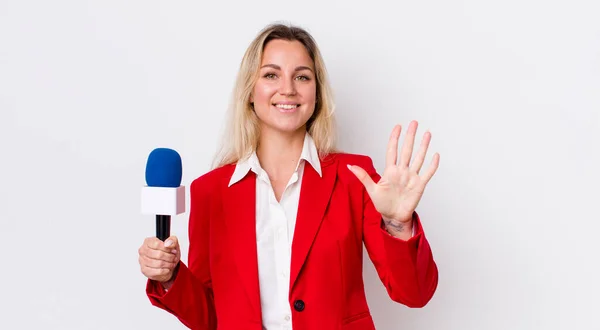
[348,120,440,237]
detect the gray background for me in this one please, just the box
[1,0,599,329]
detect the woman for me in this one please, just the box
[138,23,440,330]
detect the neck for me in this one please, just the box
[256,126,306,179]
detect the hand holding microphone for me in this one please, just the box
[138,148,186,287]
[139,236,181,284]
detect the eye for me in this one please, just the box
[263,73,277,79]
[296,75,310,81]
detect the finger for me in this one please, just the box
[385,125,401,167]
[140,240,176,259]
[164,236,179,249]
[347,165,376,194]
[141,264,170,278]
[140,255,178,269]
[410,130,432,173]
[399,120,418,168]
[140,254,178,268]
[145,236,178,254]
[145,237,170,252]
[143,248,178,263]
[421,152,440,184]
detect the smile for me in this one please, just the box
[274,104,300,110]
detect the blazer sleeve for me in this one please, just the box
[146,177,218,329]
[358,156,438,308]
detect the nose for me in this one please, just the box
[278,75,297,96]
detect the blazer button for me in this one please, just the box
[293,299,305,312]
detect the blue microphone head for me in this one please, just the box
[145,148,182,188]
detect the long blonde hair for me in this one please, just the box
[212,23,337,168]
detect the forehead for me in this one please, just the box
[261,39,314,68]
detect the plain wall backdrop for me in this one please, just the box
[1,0,599,329]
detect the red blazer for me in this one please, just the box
[146,153,438,330]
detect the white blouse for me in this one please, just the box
[228,132,321,330]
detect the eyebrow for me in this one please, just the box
[260,64,314,73]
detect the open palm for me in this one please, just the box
[349,121,440,226]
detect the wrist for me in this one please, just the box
[384,222,412,234]
[382,214,412,229]
[382,216,413,239]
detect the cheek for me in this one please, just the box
[251,83,274,122]
[300,83,317,104]
[253,82,276,104]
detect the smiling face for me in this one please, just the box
[250,39,317,135]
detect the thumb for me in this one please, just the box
[164,236,179,248]
[347,164,376,194]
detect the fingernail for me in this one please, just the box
[347,164,353,170]
[164,240,173,247]
[172,249,177,254]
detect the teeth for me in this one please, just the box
[275,104,299,110]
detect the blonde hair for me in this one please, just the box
[212,23,337,168]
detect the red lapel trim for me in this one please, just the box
[221,170,262,319]
[289,155,337,290]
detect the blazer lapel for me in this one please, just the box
[221,171,262,318]
[290,156,337,290]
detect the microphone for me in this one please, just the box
[141,148,186,241]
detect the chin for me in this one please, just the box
[263,120,308,135]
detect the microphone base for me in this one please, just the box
[156,215,171,241]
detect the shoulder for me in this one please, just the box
[325,152,377,173]
[189,163,236,194]
[325,152,379,185]
[327,152,376,170]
